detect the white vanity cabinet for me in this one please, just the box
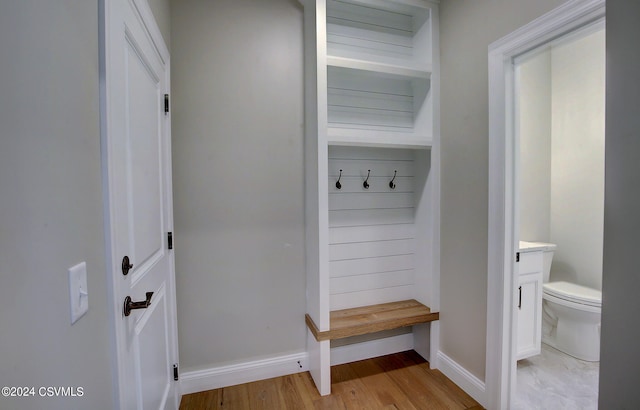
[516,250,543,360]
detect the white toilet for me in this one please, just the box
[540,245,602,362]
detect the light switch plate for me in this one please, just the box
[69,262,89,324]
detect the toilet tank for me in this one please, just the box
[519,241,557,282]
[542,247,556,283]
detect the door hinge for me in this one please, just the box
[168,232,173,250]
[516,252,520,262]
[173,364,179,381]
[164,94,169,114]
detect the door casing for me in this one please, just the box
[486,1,605,408]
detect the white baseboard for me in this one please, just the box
[330,333,414,366]
[436,351,486,407]
[180,352,309,395]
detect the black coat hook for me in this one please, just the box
[363,170,370,189]
[336,169,342,190]
[389,170,397,190]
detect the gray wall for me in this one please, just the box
[170,0,307,371]
[518,50,552,242]
[439,0,565,380]
[148,0,171,50]
[0,1,114,409]
[599,0,640,406]
[518,30,605,291]
[549,28,605,290]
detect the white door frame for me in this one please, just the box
[99,0,178,408]
[485,1,605,408]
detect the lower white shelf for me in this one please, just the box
[328,127,433,148]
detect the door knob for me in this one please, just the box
[123,292,153,317]
[122,255,133,275]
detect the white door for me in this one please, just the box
[101,0,178,409]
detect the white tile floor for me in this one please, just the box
[514,343,599,410]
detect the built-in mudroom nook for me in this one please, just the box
[299,0,441,395]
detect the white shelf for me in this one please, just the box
[334,0,433,12]
[327,55,431,80]
[326,0,433,71]
[327,65,431,140]
[327,127,432,148]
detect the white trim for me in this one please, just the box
[486,1,605,409]
[436,351,486,407]
[131,0,170,63]
[179,352,309,396]
[330,333,414,366]
[428,0,441,367]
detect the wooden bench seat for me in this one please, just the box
[305,299,439,342]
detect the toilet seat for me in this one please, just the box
[543,281,601,307]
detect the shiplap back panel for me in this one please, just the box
[326,0,430,63]
[329,146,417,310]
[328,66,415,132]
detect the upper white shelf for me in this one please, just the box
[327,55,431,80]
[321,0,437,150]
[326,0,434,72]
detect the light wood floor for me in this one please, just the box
[180,350,483,409]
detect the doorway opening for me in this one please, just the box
[486,1,605,408]
[513,21,604,409]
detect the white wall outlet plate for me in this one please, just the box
[69,262,89,324]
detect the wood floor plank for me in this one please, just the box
[179,390,208,410]
[275,374,313,410]
[349,356,420,410]
[422,366,481,408]
[313,391,348,410]
[403,350,480,409]
[203,389,221,410]
[179,351,484,410]
[179,393,191,409]
[179,393,193,410]
[374,352,475,409]
[292,371,322,406]
[330,361,387,409]
[247,377,281,409]
[218,383,251,409]
[189,389,218,410]
[373,353,459,409]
